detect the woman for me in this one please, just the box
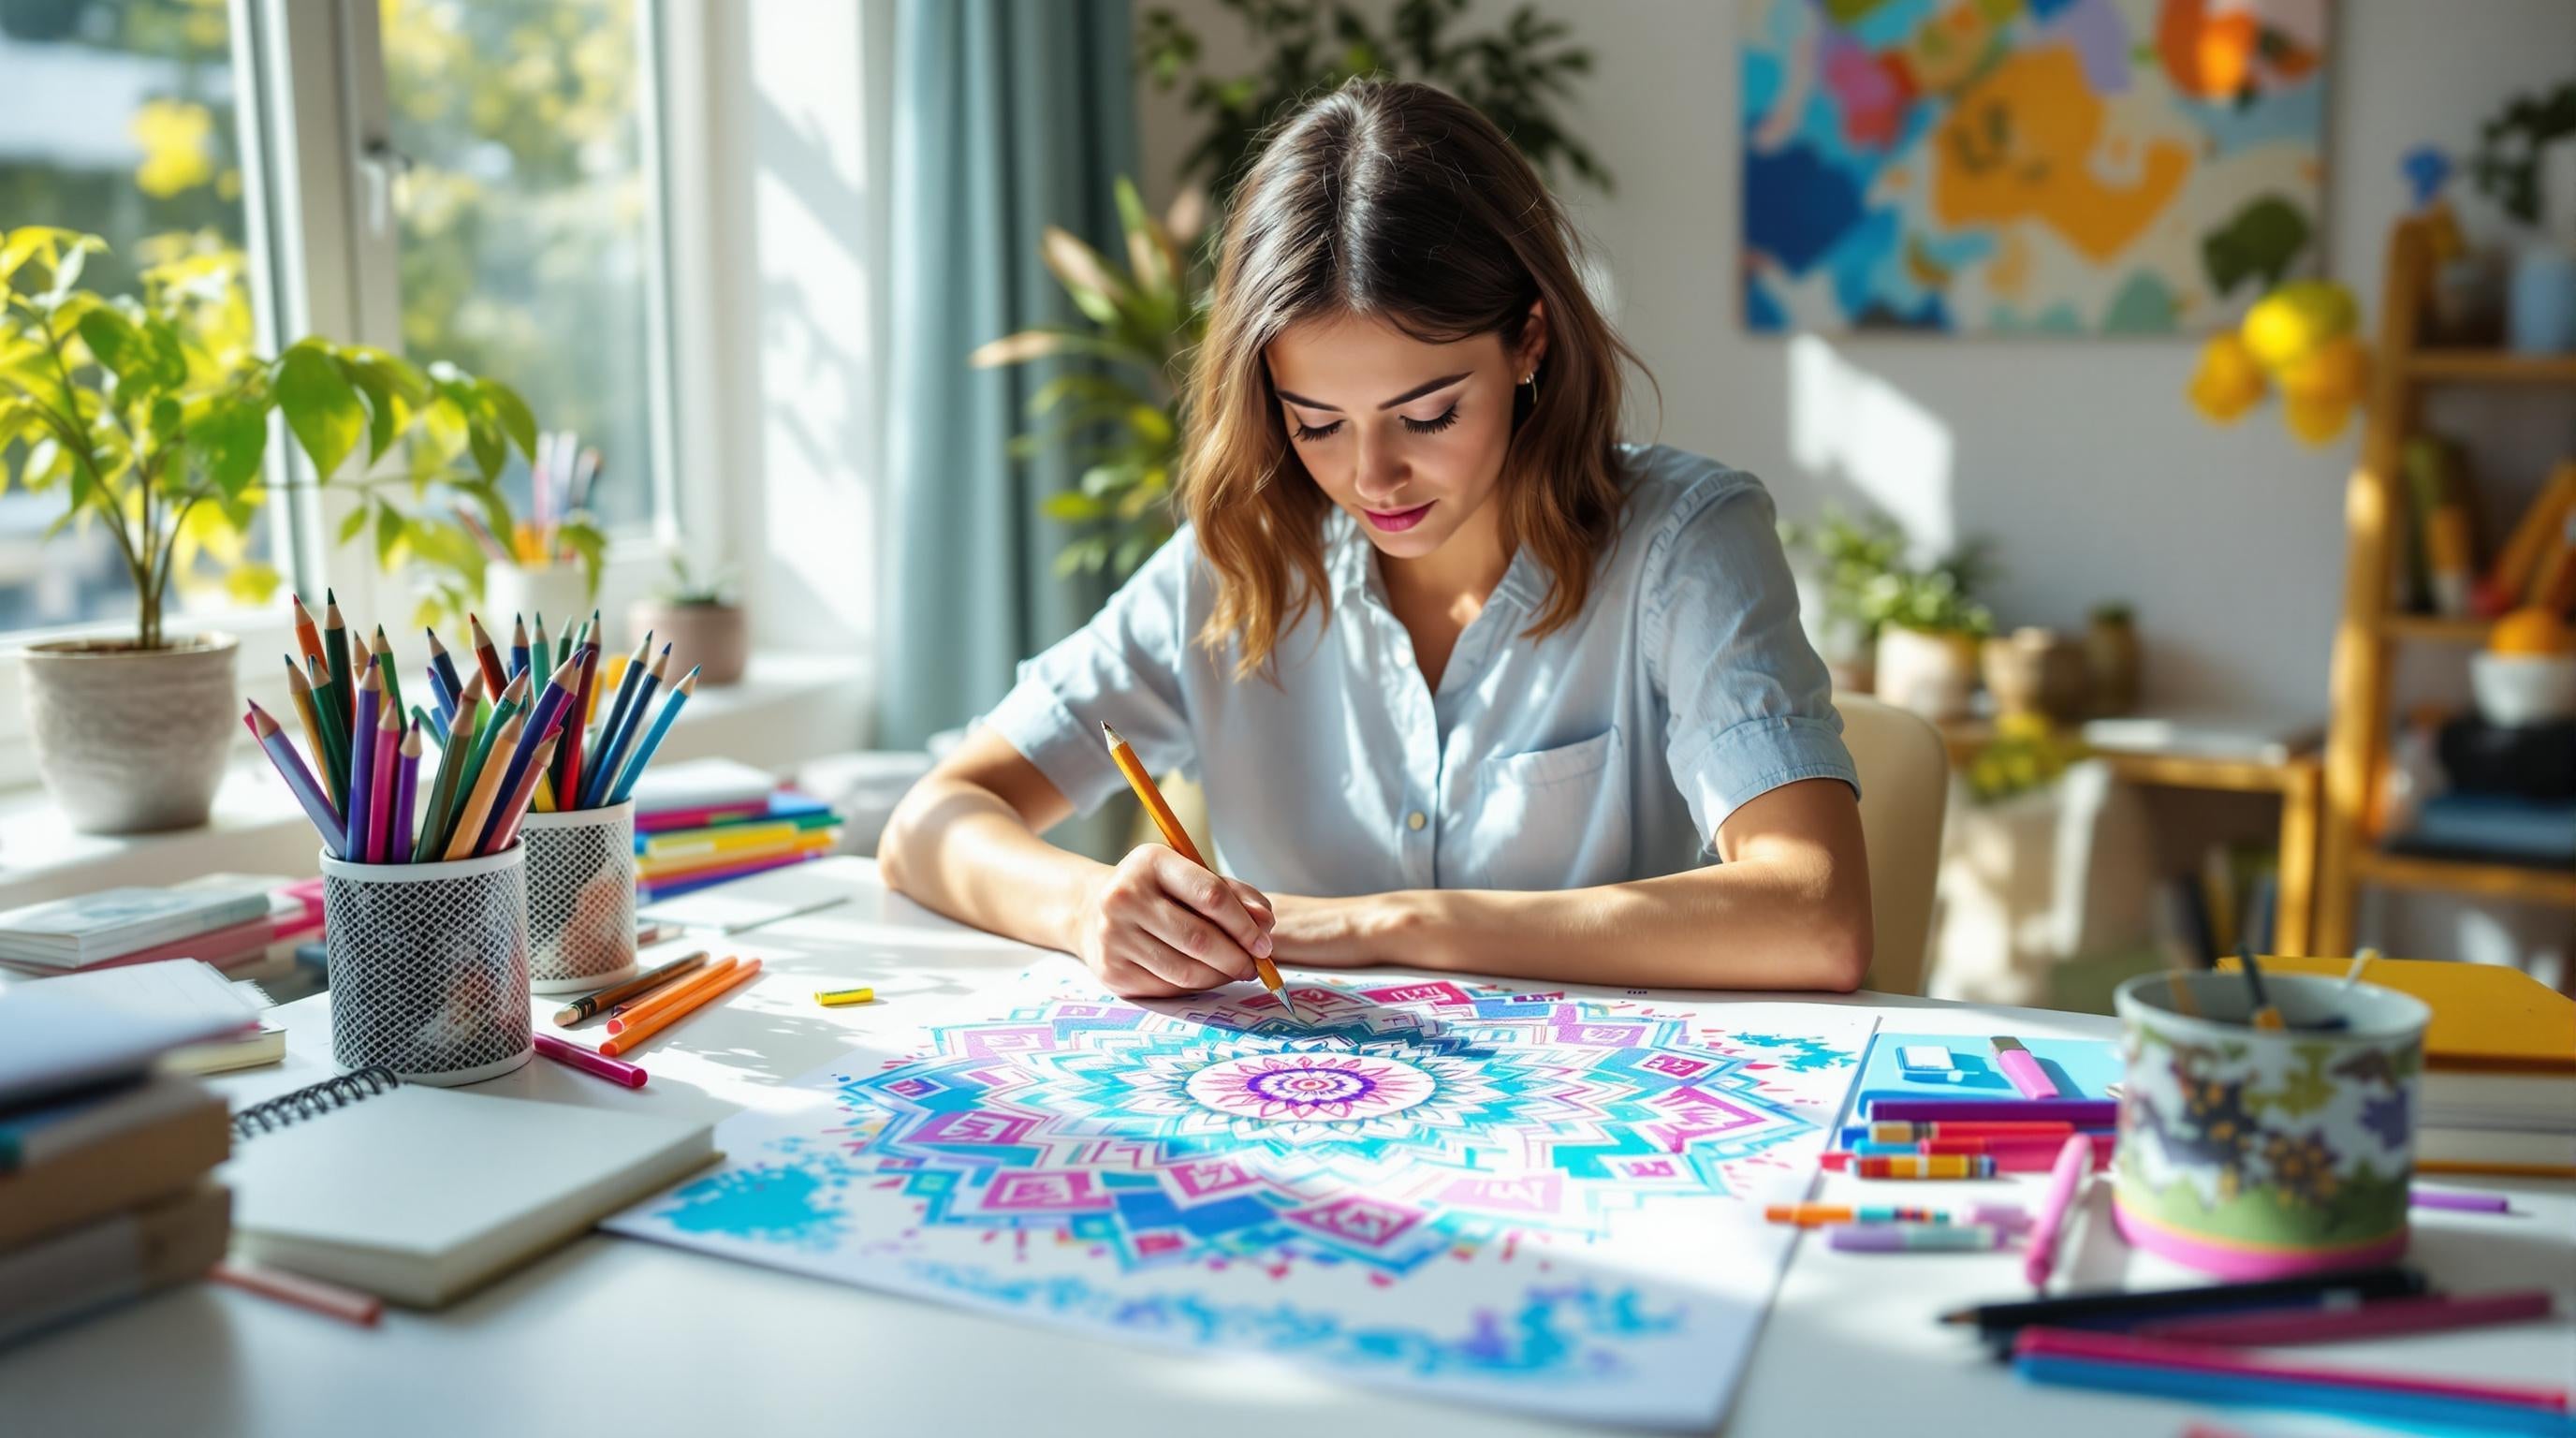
[881,78,1869,998]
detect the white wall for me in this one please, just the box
[1134,0,2576,720]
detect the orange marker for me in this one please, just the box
[1099,722,1291,1020]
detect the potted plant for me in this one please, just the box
[0,228,546,831]
[1780,503,1995,715]
[629,551,746,688]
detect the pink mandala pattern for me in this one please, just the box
[1187,1053,1435,1123]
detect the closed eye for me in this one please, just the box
[1290,405,1460,443]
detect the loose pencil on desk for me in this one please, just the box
[390,721,421,864]
[324,590,356,728]
[606,956,739,1034]
[372,625,406,726]
[283,655,334,810]
[367,685,401,863]
[246,701,345,858]
[426,626,466,722]
[598,957,762,1058]
[348,662,382,863]
[467,612,508,695]
[606,666,696,806]
[487,732,563,855]
[1101,721,1291,1019]
[444,713,524,860]
[509,613,531,684]
[587,646,667,807]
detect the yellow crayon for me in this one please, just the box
[815,987,876,1007]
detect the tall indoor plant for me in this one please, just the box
[0,227,547,831]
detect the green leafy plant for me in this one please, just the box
[1780,503,1996,641]
[2466,80,2576,227]
[0,227,596,640]
[974,180,1206,581]
[656,550,739,609]
[1137,0,1611,208]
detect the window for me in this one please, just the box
[379,0,667,538]
[0,0,280,635]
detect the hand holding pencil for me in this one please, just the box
[1085,723,1285,1012]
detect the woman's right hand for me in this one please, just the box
[1074,845,1277,999]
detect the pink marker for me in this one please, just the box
[2024,1132,2096,1289]
[1991,1035,2058,1099]
[533,1032,648,1089]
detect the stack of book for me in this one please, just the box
[2250,955,2576,1177]
[0,986,246,1346]
[0,876,321,979]
[631,758,843,902]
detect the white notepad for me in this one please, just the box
[226,1085,715,1307]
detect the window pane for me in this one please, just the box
[382,0,661,538]
[0,0,274,637]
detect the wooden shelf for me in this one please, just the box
[2408,350,2576,384]
[2353,849,2576,907]
[2381,613,2493,644]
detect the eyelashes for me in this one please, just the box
[1290,404,1461,444]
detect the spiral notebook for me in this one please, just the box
[224,1067,717,1307]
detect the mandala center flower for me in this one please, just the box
[1187,1053,1435,1122]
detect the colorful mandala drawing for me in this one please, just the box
[643,975,1859,1277]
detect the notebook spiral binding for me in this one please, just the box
[230,1064,402,1139]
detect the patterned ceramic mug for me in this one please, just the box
[2112,971,2431,1280]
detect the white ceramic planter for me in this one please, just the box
[22,634,240,833]
[486,562,593,633]
[1873,624,1978,721]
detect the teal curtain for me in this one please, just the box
[878,0,1137,751]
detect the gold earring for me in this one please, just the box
[1520,370,1538,399]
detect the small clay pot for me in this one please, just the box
[627,600,747,687]
[1983,627,2090,723]
[22,634,240,833]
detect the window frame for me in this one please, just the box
[0,0,705,792]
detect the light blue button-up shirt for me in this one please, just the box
[982,444,1857,896]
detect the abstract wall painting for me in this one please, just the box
[1741,0,2332,335]
[606,963,1875,1428]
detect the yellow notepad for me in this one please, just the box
[2234,955,2576,1073]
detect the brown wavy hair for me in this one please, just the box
[1182,77,1650,677]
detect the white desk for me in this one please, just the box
[4,860,2570,1436]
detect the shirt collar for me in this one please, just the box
[1323,506,1547,615]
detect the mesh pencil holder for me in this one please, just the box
[320,844,532,1087]
[520,799,638,994]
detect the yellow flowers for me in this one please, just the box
[131,99,217,198]
[2187,279,2367,445]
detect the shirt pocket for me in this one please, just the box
[1457,726,1632,890]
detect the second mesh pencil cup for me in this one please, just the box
[520,799,637,994]
[320,844,533,1086]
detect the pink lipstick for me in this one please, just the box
[1364,502,1434,533]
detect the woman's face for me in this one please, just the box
[1265,306,1544,564]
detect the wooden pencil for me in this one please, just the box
[555,637,601,809]
[290,594,325,671]
[586,647,667,808]
[605,956,739,1034]
[305,655,349,810]
[467,612,508,696]
[323,590,355,729]
[371,625,406,726]
[246,701,345,858]
[508,613,531,684]
[584,634,652,804]
[443,713,524,861]
[346,663,382,863]
[367,685,401,864]
[390,721,422,864]
[282,656,330,805]
[417,671,480,860]
[598,958,762,1058]
[425,626,467,721]
[486,731,563,855]
[605,666,695,806]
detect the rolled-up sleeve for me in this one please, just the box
[979,526,1201,815]
[1645,472,1859,844]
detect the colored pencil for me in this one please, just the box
[2018,1352,2572,1433]
[485,732,562,855]
[212,1260,381,1328]
[424,663,456,728]
[1832,1224,2010,1253]
[290,594,325,671]
[389,721,422,864]
[2412,1186,2512,1212]
[418,671,480,862]
[598,958,762,1058]
[347,664,382,863]
[467,612,508,695]
[426,626,466,720]
[551,951,711,1027]
[2013,1326,2572,1413]
[606,666,697,806]
[533,1032,648,1089]
[583,634,652,804]
[1850,1122,2082,1144]
[2025,1133,2096,1288]
[1943,1267,2432,1343]
[476,653,581,854]
[1868,1099,2118,1125]
[246,702,346,858]
[371,625,405,726]
[443,714,523,861]
[509,613,530,683]
[554,614,573,671]
[414,701,446,748]
[1102,719,1286,1020]
[323,590,354,727]
[531,612,550,679]
[606,956,742,1034]
[282,655,330,803]
[2135,1289,2556,1346]
[585,645,666,808]
[305,654,348,810]
[367,690,400,863]
[555,636,601,810]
